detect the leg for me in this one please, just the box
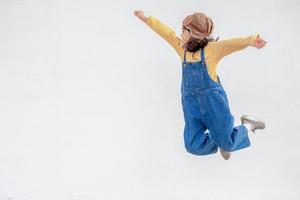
[204,89,251,152]
[183,119,218,155]
[182,96,218,156]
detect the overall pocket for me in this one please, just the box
[183,71,205,90]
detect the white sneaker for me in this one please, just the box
[220,148,231,160]
[241,115,266,133]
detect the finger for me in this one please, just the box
[260,39,267,43]
[257,38,264,43]
[259,40,266,45]
[259,40,266,44]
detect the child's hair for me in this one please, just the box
[186,36,219,52]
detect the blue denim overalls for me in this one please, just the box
[181,48,250,155]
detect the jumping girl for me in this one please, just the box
[134,10,267,160]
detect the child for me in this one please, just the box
[134,10,267,160]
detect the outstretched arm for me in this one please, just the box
[134,10,182,55]
[211,34,267,61]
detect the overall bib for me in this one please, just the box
[181,48,250,155]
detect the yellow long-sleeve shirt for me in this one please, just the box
[145,16,260,82]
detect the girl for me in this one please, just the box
[134,10,267,160]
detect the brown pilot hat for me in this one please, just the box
[181,12,214,48]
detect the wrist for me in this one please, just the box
[249,34,260,47]
[142,16,148,23]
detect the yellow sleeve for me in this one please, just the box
[145,15,182,56]
[211,34,260,62]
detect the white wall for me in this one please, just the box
[0,0,299,199]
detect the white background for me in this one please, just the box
[0,0,300,199]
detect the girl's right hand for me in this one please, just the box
[252,36,267,49]
[134,10,148,22]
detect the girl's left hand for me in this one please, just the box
[253,37,267,49]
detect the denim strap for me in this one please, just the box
[200,48,205,63]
